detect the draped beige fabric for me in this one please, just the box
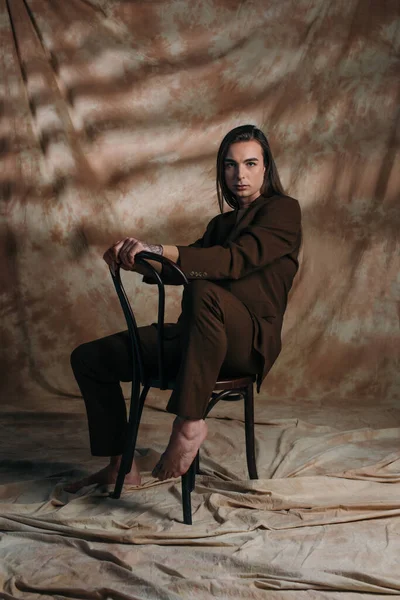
[1,0,400,597]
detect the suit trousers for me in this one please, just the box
[71,280,261,456]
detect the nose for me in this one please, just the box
[237,165,245,181]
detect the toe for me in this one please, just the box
[152,461,162,478]
[157,469,166,480]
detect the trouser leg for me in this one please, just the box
[70,331,133,456]
[71,281,260,453]
[166,280,261,420]
[70,326,181,456]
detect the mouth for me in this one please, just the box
[235,185,248,190]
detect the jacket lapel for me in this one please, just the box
[225,195,269,243]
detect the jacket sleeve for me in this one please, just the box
[177,196,301,281]
[142,216,218,285]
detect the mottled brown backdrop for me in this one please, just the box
[2,0,399,409]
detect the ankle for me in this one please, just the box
[174,418,207,440]
[109,455,122,469]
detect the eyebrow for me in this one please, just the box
[224,157,259,163]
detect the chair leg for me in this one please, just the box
[112,385,150,499]
[181,466,194,525]
[189,457,197,492]
[195,450,201,475]
[113,459,127,500]
[244,383,258,479]
[125,385,149,471]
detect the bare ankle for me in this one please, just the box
[109,455,122,468]
[174,417,207,440]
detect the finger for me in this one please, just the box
[104,241,122,264]
[120,240,138,268]
[105,254,118,273]
[117,239,133,260]
[129,241,145,266]
[103,249,113,266]
[118,240,134,267]
[111,240,125,262]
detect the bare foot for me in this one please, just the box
[64,460,141,493]
[152,418,208,481]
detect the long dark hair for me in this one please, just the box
[216,124,285,212]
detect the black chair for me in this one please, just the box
[110,252,258,524]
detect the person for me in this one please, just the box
[64,124,302,493]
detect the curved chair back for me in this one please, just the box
[110,251,188,389]
[110,253,258,524]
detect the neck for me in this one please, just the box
[237,195,261,210]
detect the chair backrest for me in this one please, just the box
[110,251,188,389]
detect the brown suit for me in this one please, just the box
[174,193,302,391]
[70,193,301,456]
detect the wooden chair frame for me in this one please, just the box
[110,252,258,524]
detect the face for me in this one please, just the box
[224,140,266,208]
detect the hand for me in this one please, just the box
[103,240,122,274]
[103,237,145,272]
[118,237,147,270]
[103,238,163,273]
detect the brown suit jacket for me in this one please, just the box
[148,194,302,391]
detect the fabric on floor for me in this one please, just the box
[1,0,400,597]
[1,395,400,598]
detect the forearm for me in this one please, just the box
[133,244,179,274]
[162,245,179,263]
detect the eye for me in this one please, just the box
[247,161,256,167]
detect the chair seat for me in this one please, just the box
[214,374,256,390]
[148,378,176,390]
[148,374,255,392]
